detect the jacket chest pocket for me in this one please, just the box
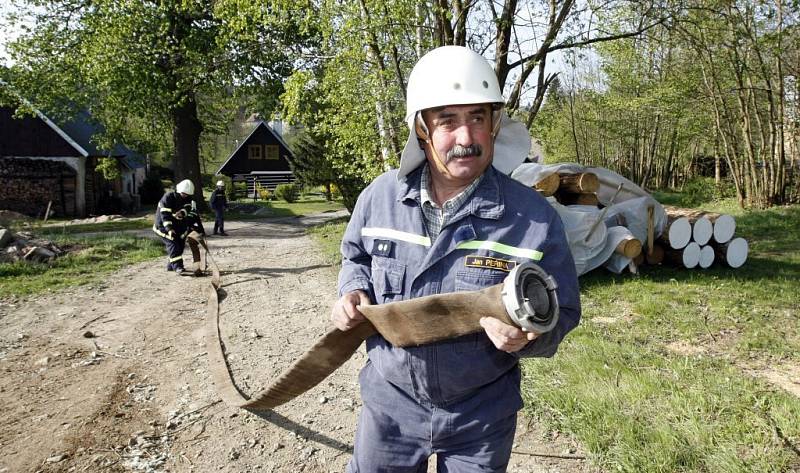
[371,257,406,303]
[454,268,506,292]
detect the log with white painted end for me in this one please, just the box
[710,214,736,244]
[659,216,692,249]
[664,206,736,244]
[692,216,713,246]
[665,241,701,268]
[698,245,715,269]
[713,237,748,268]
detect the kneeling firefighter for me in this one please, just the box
[153,179,206,276]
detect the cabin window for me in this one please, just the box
[265,145,279,160]
[248,145,262,160]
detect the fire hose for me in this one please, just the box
[195,234,560,412]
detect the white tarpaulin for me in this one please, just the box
[510,163,668,276]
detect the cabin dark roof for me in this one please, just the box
[216,121,295,176]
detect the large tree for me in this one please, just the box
[4,0,314,205]
[280,0,672,197]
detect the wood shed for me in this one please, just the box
[0,105,145,218]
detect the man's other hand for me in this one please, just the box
[331,290,370,331]
[479,317,538,353]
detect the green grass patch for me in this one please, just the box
[307,217,349,265]
[0,233,162,298]
[37,218,154,235]
[225,196,345,220]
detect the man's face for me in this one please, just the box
[179,192,189,198]
[421,103,494,185]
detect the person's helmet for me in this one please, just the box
[216,180,225,187]
[404,46,504,125]
[176,179,195,195]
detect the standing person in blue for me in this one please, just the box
[331,46,581,472]
[152,179,206,276]
[210,180,228,236]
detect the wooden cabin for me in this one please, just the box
[216,121,295,196]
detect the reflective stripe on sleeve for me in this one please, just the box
[361,227,431,247]
[169,256,184,262]
[455,240,543,260]
[160,208,173,213]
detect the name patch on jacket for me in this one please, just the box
[464,255,516,272]
[372,239,394,257]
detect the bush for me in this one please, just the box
[139,174,165,205]
[275,183,301,203]
[255,183,272,201]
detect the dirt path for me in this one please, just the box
[0,213,595,473]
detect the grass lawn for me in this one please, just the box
[38,218,154,235]
[0,233,163,298]
[225,196,345,220]
[309,196,800,472]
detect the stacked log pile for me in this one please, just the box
[517,165,750,274]
[0,227,65,264]
[659,206,748,269]
[0,157,77,217]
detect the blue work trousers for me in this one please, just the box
[346,362,520,473]
[213,208,225,234]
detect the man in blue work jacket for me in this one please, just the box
[331,46,581,472]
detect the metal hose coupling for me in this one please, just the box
[500,262,560,333]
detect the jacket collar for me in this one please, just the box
[398,164,504,221]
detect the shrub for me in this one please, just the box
[139,174,165,205]
[275,183,301,203]
[255,183,272,201]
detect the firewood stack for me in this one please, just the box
[659,206,748,269]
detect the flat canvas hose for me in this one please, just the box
[201,246,559,412]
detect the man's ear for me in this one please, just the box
[414,113,430,142]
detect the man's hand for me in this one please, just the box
[168,230,176,239]
[331,290,371,331]
[479,317,538,353]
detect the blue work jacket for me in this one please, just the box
[339,165,581,407]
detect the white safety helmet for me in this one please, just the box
[398,46,531,179]
[176,179,195,195]
[404,46,504,124]
[216,180,225,187]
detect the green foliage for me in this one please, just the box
[6,0,315,193]
[274,183,301,203]
[94,156,121,181]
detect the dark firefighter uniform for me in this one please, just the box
[152,191,205,272]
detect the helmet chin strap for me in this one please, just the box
[415,110,502,180]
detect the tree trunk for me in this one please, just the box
[171,95,205,209]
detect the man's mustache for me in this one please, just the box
[446,144,482,160]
